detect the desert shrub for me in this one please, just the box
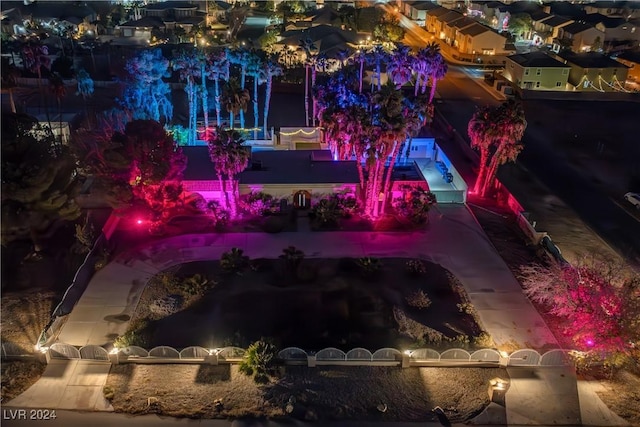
[457,302,475,315]
[181,273,214,296]
[393,307,444,344]
[310,192,359,227]
[166,124,190,146]
[113,320,151,349]
[393,185,437,225]
[449,334,470,347]
[103,385,115,401]
[238,338,278,384]
[405,259,427,277]
[473,332,494,348]
[406,290,432,309]
[356,257,383,278]
[220,248,250,274]
[239,191,279,216]
[262,215,286,233]
[149,295,183,317]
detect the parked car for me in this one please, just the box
[624,192,640,209]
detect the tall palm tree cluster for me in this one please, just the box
[468,100,527,197]
[169,47,283,144]
[314,66,434,219]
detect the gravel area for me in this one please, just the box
[105,364,506,422]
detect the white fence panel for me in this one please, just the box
[50,343,81,359]
[440,348,471,361]
[346,348,373,361]
[470,349,501,363]
[372,348,402,361]
[540,349,573,366]
[149,346,180,358]
[508,349,541,366]
[217,346,246,359]
[119,346,149,357]
[180,346,210,359]
[316,347,346,361]
[79,345,109,361]
[278,347,308,360]
[410,348,440,361]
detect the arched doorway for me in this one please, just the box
[293,190,312,209]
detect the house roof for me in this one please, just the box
[21,1,96,20]
[440,10,465,24]
[305,7,339,25]
[561,22,597,35]
[119,16,166,28]
[506,1,543,15]
[616,50,640,64]
[183,148,360,185]
[279,25,358,58]
[145,1,198,11]
[452,17,477,30]
[546,2,586,19]
[507,51,570,68]
[459,23,490,37]
[540,15,573,28]
[530,11,551,22]
[427,7,452,18]
[412,2,440,11]
[557,51,630,69]
[582,14,628,28]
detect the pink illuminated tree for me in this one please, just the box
[468,101,526,197]
[519,256,640,364]
[206,128,250,218]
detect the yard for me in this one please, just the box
[125,257,488,350]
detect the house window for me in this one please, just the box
[562,69,569,75]
[613,69,617,75]
[536,68,541,75]
[524,69,530,75]
[536,81,541,88]
[556,81,562,87]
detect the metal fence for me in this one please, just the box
[38,342,573,368]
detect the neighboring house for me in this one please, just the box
[534,15,574,45]
[454,23,509,55]
[425,6,451,34]
[615,50,640,83]
[142,1,205,34]
[403,1,440,24]
[117,16,165,40]
[275,25,358,66]
[503,51,570,91]
[555,50,630,92]
[444,16,476,45]
[482,1,510,30]
[583,1,640,19]
[3,1,98,37]
[433,10,465,42]
[557,22,606,52]
[583,14,640,44]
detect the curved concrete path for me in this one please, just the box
[7,205,630,426]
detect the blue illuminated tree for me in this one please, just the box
[75,68,94,121]
[120,49,173,124]
[209,49,230,128]
[173,50,201,145]
[247,53,264,133]
[260,57,283,137]
[227,47,256,129]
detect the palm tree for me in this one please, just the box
[403,93,429,160]
[208,49,230,128]
[227,47,255,129]
[172,50,201,145]
[247,54,264,136]
[22,42,52,125]
[75,68,94,122]
[298,37,317,126]
[425,42,447,104]
[336,48,351,69]
[260,57,283,137]
[198,50,211,132]
[206,128,250,217]
[369,44,389,92]
[1,65,20,113]
[353,49,367,94]
[412,47,430,97]
[220,247,250,273]
[49,74,67,142]
[279,246,305,275]
[222,79,250,129]
[387,44,413,89]
[480,101,527,197]
[468,105,495,195]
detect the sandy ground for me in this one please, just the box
[105,364,506,422]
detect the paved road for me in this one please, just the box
[393,9,640,265]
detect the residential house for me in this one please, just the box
[454,23,509,55]
[2,1,97,37]
[444,16,476,45]
[503,51,571,90]
[533,15,574,45]
[425,6,451,34]
[434,9,465,42]
[614,50,640,84]
[582,14,640,45]
[142,1,205,34]
[275,25,358,68]
[557,22,605,52]
[117,16,165,41]
[584,1,640,19]
[482,1,510,30]
[555,50,629,92]
[403,1,440,24]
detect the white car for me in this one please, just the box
[624,192,640,209]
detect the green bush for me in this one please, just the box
[181,273,215,296]
[238,338,278,384]
[103,385,115,401]
[406,290,432,309]
[405,259,427,276]
[113,320,151,349]
[220,248,250,274]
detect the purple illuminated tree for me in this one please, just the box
[426,42,448,104]
[353,48,367,94]
[368,44,389,92]
[519,256,640,364]
[387,43,413,89]
[411,46,430,97]
[206,128,250,217]
[75,68,94,122]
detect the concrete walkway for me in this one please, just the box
[7,205,629,425]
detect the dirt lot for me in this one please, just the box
[105,364,506,422]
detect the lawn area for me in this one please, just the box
[105,364,506,422]
[126,257,488,350]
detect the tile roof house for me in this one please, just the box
[582,14,640,44]
[534,15,574,45]
[557,22,606,52]
[614,50,640,85]
[425,6,451,34]
[555,50,630,92]
[503,51,571,91]
[403,1,440,23]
